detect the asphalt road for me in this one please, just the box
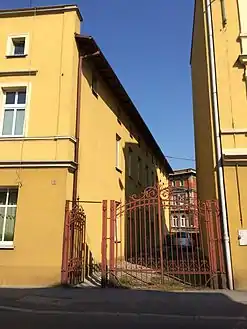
[1,309,247,329]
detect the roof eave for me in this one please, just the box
[190,0,196,65]
[0,4,83,21]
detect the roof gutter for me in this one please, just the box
[205,0,233,290]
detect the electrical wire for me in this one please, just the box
[164,155,195,162]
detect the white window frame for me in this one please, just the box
[116,134,121,170]
[1,89,26,137]
[6,34,29,57]
[180,214,186,227]
[0,188,18,248]
[0,83,30,138]
[171,215,178,227]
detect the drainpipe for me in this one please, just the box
[72,50,101,202]
[72,54,82,202]
[205,0,234,290]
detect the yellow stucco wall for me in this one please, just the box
[191,0,218,202]
[0,8,80,162]
[0,168,69,287]
[0,7,80,286]
[0,6,170,286]
[77,63,169,263]
[192,0,247,289]
[224,166,247,289]
[210,0,247,290]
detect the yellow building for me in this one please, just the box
[0,4,172,287]
[191,0,247,290]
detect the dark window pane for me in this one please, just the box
[17,91,26,104]
[8,190,18,205]
[0,191,6,205]
[13,39,25,55]
[5,92,15,105]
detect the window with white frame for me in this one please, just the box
[0,188,18,246]
[171,215,178,227]
[2,89,26,136]
[180,214,186,227]
[116,134,121,170]
[7,35,28,57]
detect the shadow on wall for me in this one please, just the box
[79,61,170,283]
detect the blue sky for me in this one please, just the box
[1,0,195,170]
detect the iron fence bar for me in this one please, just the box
[82,211,86,283]
[109,200,115,283]
[138,199,143,280]
[114,201,118,277]
[215,201,225,273]
[134,200,138,277]
[157,185,164,284]
[148,200,153,278]
[61,200,70,285]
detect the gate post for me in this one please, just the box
[109,200,116,285]
[157,185,164,284]
[61,200,70,285]
[101,200,108,287]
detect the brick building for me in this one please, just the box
[168,168,198,232]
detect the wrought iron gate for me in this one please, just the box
[101,185,226,289]
[61,200,86,285]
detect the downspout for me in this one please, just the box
[205,0,234,290]
[72,50,100,202]
[73,54,82,202]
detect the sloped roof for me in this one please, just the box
[75,34,173,174]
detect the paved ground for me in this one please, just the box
[0,287,247,328]
[1,309,247,329]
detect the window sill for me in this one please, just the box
[0,243,14,250]
[6,54,27,58]
[115,167,122,174]
[0,135,24,139]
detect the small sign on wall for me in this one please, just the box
[238,230,247,246]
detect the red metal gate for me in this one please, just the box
[101,185,226,289]
[61,200,86,285]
